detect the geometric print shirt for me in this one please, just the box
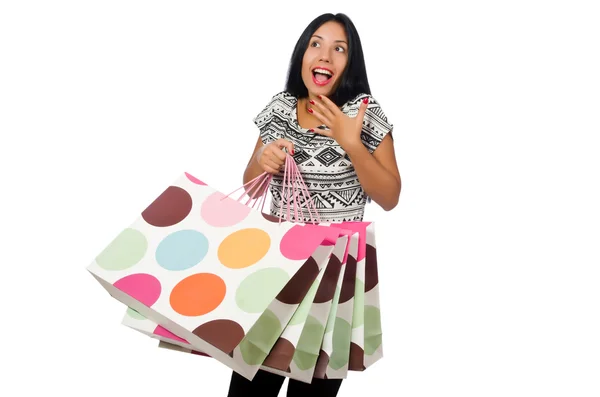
[253,91,393,222]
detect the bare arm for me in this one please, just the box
[244,136,266,181]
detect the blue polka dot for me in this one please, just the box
[156,230,209,271]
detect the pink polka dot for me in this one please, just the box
[321,227,342,246]
[185,172,207,185]
[113,273,161,307]
[325,227,354,264]
[201,192,251,227]
[280,225,334,260]
[153,325,188,343]
[338,222,370,261]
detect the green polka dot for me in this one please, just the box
[329,317,351,370]
[289,276,321,326]
[325,285,342,334]
[96,228,147,271]
[364,305,382,355]
[127,307,146,320]
[235,268,290,313]
[352,279,365,328]
[239,310,282,365]
[293,315,324,370]
[292,351,313,371]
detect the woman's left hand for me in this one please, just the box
[308,95,369,152]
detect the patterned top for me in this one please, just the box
[254,91,393,222]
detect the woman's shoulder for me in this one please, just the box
[257,91,297,114]
[264,90,297,106]
[253,91,297,128]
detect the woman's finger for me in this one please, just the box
[266,158,281,171]
[316,95,341,117]
[275,139,295,155]
[308,107,331,126]
[264,164,279,174]
[310,98,335,120]
[269,146,287,162]
[309,127,332,137]
[269,151,285,166]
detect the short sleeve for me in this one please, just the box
[253,92,284,144]
[359,95,393,153]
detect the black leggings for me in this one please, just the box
[227,369,343,397]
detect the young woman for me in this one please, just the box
[229,12,401,397]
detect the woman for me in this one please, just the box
[229,12,400,397]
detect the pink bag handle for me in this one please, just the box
[223,153,321,224]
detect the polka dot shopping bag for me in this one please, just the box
[129,219,385,383]
[87,170,349,381]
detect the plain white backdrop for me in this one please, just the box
[1,1,599,396]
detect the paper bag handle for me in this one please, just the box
[223,153,321,224]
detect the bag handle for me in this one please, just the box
[223,153,321,224]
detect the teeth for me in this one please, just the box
[313,68,332,76]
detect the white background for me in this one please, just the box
[1,1,599,396]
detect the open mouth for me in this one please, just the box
[312,67,334,86]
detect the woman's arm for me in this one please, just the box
[345,134,401,211]
[243,136,295,198]
[244,137,266,183]
[307,95,401,211]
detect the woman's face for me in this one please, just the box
[301,21,349,98]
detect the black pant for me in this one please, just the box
[227,369,343,397]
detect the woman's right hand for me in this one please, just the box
[255,139,295,174]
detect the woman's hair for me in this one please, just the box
[284,13,371,106]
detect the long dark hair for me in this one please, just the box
[284,13,371,107]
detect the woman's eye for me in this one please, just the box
[311,41,320,47]
[336,46,346,52]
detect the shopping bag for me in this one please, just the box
[137,221,383,381]
[359,222,383,369]
[121,233,338,369]
[259,231,350,382]
[122,307,211,355]
[229,226,340,377]
[337,221,378,371]
[316,222,384,375]
[158,340,208,357]
[88,171,337,380]
[313,229,360,379]
[147,227,353,383]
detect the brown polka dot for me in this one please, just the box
[262,338,295,371]
[339,253,357,304]
[365,244,379,292]
[314,254,342,303]
[313,350,329,379]
[349,343,366,371]
[142,186,192,227]
[276,257,319,304]
[192,319,245,354]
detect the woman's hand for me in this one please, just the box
[307,95,369,152]
[255,138,295,174]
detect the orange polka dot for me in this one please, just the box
[218,228,271,269]
[170,273,226,316]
